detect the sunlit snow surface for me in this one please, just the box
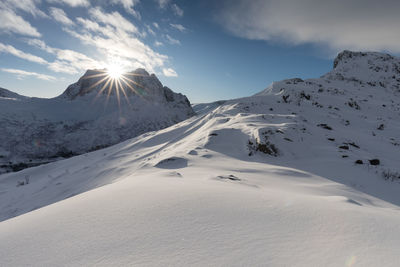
[0,51,400,266]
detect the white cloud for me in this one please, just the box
[26,38,56,53]
[154,41,163,47]
[89,7,138,34]
[1,40,96,75]
[26,38,103,74]
[0,42,47,64]
[171,4,183,17]
[68,10,170,74]
[153,22,159,29]
[111,0,141,19]
[49,7,74,25]
[1,4,177,78]
[0,8,41,37]
[165,34,180,45]
[155,1,183,17]
[170,23,186,32]
[146,24,156,36]
[48,49,102,74]
[0,0,48,18]
[46,0,90,7]
[156,0,170,9]
[218,0,400,53]
[162,67,177,77]
[1,68,56,81]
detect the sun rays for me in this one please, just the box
[81,65,150,107]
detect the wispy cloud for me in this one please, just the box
[89,7,138,34]
[154,41,163,47]
[156,0,170,9]
[111,0,141,19]
[0,8,41,37]
[171,4,183,17]
[166,34,181,45]
[1,1,179,78]
[162,67,178,77]
[1,68,56,81]
[0,42,47,64]
[170,23,186,32]
[1,40,99,75]
[26,38,103,74]
[66,8,171,74]
[49,49,103,74]
[46,0,90,7]
[218,0,400,54]
[155,1,183,17]
[1,0,48,18]
[49,7,74,25]
[146,24,156,36]
[26,38,55,53]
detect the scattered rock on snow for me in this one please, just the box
[317,124,333,130]
[155,157,188,169]
[216,175,241,181]
[369,159,380,166]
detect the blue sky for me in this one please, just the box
[0,0,399,103]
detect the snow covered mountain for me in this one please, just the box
[251,50,400,177]
[0,69,194,173]
[1,51,400,266]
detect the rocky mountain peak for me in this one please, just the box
[332,50,397,70]
[60,68,178,102]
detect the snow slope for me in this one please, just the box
[0,51,400,266]
[0,69,194,173]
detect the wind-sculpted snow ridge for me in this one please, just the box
[1,51,400,266]
[0,68,194,174]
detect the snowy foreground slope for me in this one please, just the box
[0,69,194,173]
[1,51,400,266]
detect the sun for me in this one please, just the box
[81,63,150,107]
[107,64,124,79]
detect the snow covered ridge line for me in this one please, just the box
[0,68,195,174]
[251,50,400,182]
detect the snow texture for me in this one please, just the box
[0,51,400,266]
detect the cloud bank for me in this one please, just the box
[218,0,400,53]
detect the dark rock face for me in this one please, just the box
[334,51,367,69]
[333,50,394,69]
[60,68,191,106]
[369,159,380,166]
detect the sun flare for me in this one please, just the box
[81,63,150,107]
[107,64,124,79]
